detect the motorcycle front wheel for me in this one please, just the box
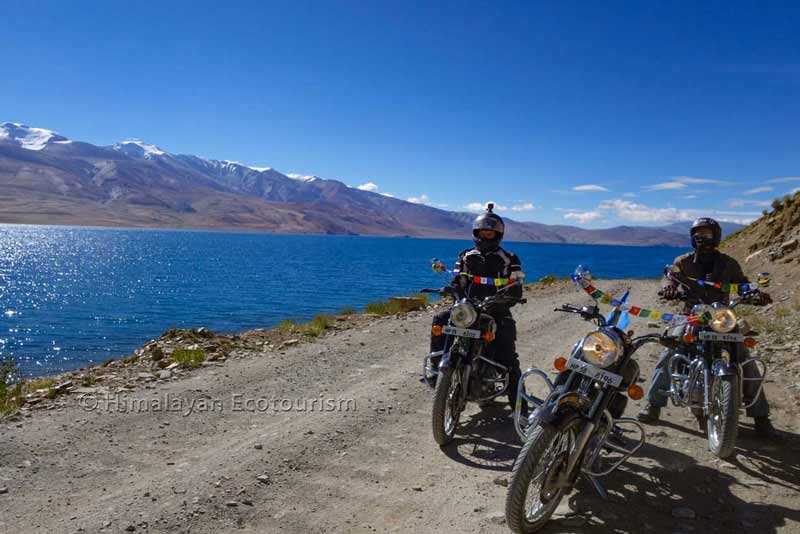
[707,375,739,459]
[505,415,582,533]
[432,367,462,446]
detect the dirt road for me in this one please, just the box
[2,279,799,534]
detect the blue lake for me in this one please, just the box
[0,225,687,376]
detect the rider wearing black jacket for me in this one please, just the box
[638,218,776,436]
[428,205,523,410]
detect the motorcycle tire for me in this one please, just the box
[505,415,582,533]
[707,375,739,459]
[432,367,460,446]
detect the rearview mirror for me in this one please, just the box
[431,259,448,273]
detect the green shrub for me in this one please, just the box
[0,355,23,417]
[365,293,430,315]
[339,307,357,316]
[275,320,298,332]
[771,198,783,211]
[171,349,206,369]
[298,314,336,337]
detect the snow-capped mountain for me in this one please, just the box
[112,140,168,160]
[287,173,319,183]
[0,122,71,150]
[0,121,699,246]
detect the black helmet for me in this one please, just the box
[472,203,505,252]
[690,217,722,252]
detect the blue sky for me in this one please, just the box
[3,0,799,227]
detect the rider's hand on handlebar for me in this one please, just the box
[661,286,680,301]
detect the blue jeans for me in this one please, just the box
[646,348,769,419]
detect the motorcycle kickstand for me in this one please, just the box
[584,473,608,501]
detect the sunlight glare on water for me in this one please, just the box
[0,224,685,377]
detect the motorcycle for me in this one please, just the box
[421,264,526,446]
[659,268,769,459]
[505,268,663,533]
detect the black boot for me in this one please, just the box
[637,404,661,423]
[754,417,777,438]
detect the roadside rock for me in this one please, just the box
[486,511,505,524]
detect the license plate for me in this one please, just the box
[698,332,744,343]
[442,325,482,339]
[566,358,623,388]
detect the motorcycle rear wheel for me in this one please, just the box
[505,415,582,533]
[707,375,739,459]
[432,367,461,446]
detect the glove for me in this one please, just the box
[753,291,773,306]
[661,286,680,300]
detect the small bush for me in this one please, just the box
[298,314,336,337]
[26,377,56,392]
[365,293,430,315]
[771,198,783,211]
[339,307,357,316]
[171,349,206,369]
[275,320,298,332]
[365,300,400,315]
[0,355,23,417]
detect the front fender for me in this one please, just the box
[712,358,737,377]
[536,391,583,429]
[438,349,460,370]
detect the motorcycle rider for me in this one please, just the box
[637,217,776,436]
[428,204,524,411]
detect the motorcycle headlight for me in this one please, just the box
[580,329,623,368]
[450,301,478,328]
[709,305,737,333]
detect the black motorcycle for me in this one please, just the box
[421,272,526,446]
[659,269,769,459]
[505,292,664,533]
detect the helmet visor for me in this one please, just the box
[473,216,504,233]
[692,227,714,240]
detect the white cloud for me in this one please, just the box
[727,199,771,208]
[511,203,535,211]
[645,176,725,191]
[622,192,638,198]
[684,195,698,199]
[742,186,773,195]
[572,184,609,192]
[597,199,758,225]
[407,194,430,204]
[767,176,800,184]
[464,201,508,212]
[357,182,379,192]
[564,211,603,224]
[380,192,395,198]
[791,187,800,194]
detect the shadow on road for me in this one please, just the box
[440,404,521,471]
[540,438,800,534]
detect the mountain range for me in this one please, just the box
[0,122,741,246]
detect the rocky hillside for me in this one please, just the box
[0,121,727,246]
[722,190,800,304]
